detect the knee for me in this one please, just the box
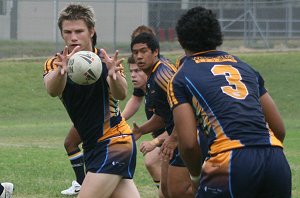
[64,137,80,151]
[144,157,155,170]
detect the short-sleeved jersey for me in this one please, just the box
[43,48,130,151]
[168,50,282,155]
[133,88,145,97]
[146,60,177,134]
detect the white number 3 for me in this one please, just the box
[211,65,249,100]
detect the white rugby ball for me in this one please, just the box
[67,51,102,85]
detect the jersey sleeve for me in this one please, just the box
[168,71,189,110]
[255,71,268,96]
[133,88,145,97]
[43,56,59,77]
[153,65,176,117]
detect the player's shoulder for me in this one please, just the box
[43,55,59,75]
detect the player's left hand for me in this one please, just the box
[160,135,177,160]
[100,49,124,80]
[132,122,143,141]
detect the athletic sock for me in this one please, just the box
[0,184,4,195]
[68,148,85,185]
[154,180,160,189]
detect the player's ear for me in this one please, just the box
[90,28,95,38]
[154,48,159,57]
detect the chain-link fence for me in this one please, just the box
[0,0,300,58]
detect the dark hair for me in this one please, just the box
[176,6,223,52]
[130,32,160,54]
[92,32,97,47]
[127,55,135,64]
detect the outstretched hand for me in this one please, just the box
[54,46,80,75]
[100,49,124,80]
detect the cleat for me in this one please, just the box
[0,182,14,198]
[61,180,81,196]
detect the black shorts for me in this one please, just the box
[84,134,137,179]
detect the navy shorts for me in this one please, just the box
[170,147,185,167]
[196,146,291,198]
[84,134,137,179]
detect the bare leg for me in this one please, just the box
[111,179,140,198]
[167,166,194,198]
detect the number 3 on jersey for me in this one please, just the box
[211,65,248,99]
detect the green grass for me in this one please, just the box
[0,51,299,197]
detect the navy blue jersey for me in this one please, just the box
[146,60,177,134]
[43,48,131,151]
[168,50,282,155]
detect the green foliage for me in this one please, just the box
[0,51,299,197]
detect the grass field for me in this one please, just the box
[0,51,299,197]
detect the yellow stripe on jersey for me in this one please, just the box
[193,55,237,64]
[152,61,161,73]
[97,118,132,142]
[43,56,58,76]
[167,77,177,108]
[109,92,120,118]
[155,68,174,92]
[191,96,243,155]
[269,129,284,146]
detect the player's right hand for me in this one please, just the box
[54,46,80,75]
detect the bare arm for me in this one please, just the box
[102,49,128,100]
[132,114,165,140]
[260,92,285,142]
[44,67,67,97]
[122,95,143,120]
[173,103,202,177]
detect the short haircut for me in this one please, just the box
[127,55,135,64]
[131,25,156,40]
[58,4,97,46]
[130,32,160,54]
[176,6,223,52]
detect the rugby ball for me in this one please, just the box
[67,51,102,85]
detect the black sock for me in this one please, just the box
[68,148,85,185]
[0,184,4,195]
[154,180,160,189]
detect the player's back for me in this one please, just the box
[170,50,282,154]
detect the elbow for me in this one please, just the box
[45,85,61,97]
[48,91,59,97]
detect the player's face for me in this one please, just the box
[61,19,95,53]
[132,43,158,75]
[129,63,147,90]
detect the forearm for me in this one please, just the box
[260,92,285,142]
[107,73,128,100]
[139,114,165,135]
[173,103,202,176]
[122,96,143,120]
[179,140,202,177]
[44,68,67,97]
